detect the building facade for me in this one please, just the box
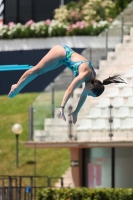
[4,0,78,24]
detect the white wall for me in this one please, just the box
[0,37,120,51]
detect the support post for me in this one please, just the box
[89,47,92,63]
[109,104,113,139]
[32,0,35,21]
[34,143,36,177]
[60,0,64,5]
[16,134,19,168]
[3,0,5,24]
[16,0,19,23]
[121,12,124,43]
[68,105,73,140]
[51,82,55,118]
[105,29,108,59]
[111,147,115,188]
[29,106,34,141]
[108,105,115,188]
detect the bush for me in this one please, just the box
[0,19,109,39]
[54,0,115,24]
[48,20,67,36]
[114,0,132,13]
[37,188,133,200]
[54,0,133,26]
[0,21,49,39]
[54,6,69,23]
[2,0,132,39]
[66,21,109,36]
[82,0,115,23]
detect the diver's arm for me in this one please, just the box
[68,88,88,124]
[60,74,85,107]
[60,74,85,121]
[75,88,88,113]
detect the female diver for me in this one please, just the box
[8,45,126,124]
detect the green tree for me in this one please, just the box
[114,0,131,12]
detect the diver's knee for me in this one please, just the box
[29,66,42,75]
[52,45,61,50]
[51,45,64,53]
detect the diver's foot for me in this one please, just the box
[8,84,17,98]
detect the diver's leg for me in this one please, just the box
[8,45,66,98]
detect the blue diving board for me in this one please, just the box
[0,65,33,71]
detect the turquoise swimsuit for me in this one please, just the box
[61,44,96,79]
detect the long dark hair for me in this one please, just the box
[91,75,127,97]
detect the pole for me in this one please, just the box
[9,176,12,200]
[16,0,19,23]
[121,12,124,43]
[109,105,113,139]
[89,47,92,63]
[29,106,34,141]
[60,0,64,6]
[16,134,19,168]
[68,105,73,140]
[2,177,4,200]
[34,143,36,176]
[33,143,36,199]
[60,177,64,188]
[108,105,115,187]
[111,147,115,188]
[71,71,74,96]
[105,28,108,60]
[51,82,55,118]
[3,0,5,24]
[32,0,34,21]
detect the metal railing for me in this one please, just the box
[0,175,64,200]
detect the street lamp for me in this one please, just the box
[12,123,23,168]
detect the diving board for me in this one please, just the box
[0,65,33,71]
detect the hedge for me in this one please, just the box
[37,188,133,200]
[0,20,109,39]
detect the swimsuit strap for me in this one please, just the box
[80,60,89,63]
[80,60,93,68]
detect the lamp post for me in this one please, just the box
[12,123,23,168]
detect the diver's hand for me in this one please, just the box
[68,111,78,124]
[8,84,17,98]
[59,107,66,121]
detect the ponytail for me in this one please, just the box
[90,74,127,97]
[103,74,127,85]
